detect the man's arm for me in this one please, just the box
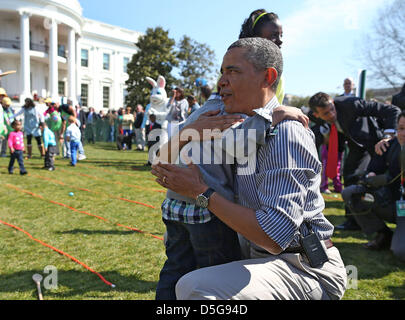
[354,98,401,130]
[152,162,282,255]
[152,120,322,254]
[157,110,242,163]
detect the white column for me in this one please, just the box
[49,18,58,101]
[76,34,81,104]
[112,50,117,110]
[68,27,76,106]
[92,47,101,110]
[19,11,31,102]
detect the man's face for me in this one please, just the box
[219,47,266,115]
[343,79,353,93]
[397,116,405,146]
[314,101,337,123]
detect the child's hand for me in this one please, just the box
[10,148,15,154]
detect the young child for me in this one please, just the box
[65,116,81,166]
[8,120,27,175]
[39,122,57,171]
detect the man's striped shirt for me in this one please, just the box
[236,96,334,250]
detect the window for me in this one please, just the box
[123,88,128,104]
[103,53,110,70]
[58,81,65,96]
[81,49,89,67]
[58,44,66,58]
[81,83,88,107]
[123,57,129,73]
[103,86,110,108]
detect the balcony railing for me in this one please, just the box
[0,39,66,57]
[30,42,49,53]
[0,39,20,49]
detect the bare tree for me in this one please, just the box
[361,0,405,88]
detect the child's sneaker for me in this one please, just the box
[78,154,86,161]
[48,167,55,171]
[20,171,28,175]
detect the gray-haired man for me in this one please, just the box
[153,37,347,300]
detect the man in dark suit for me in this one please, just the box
[392,83,405,110]
[85,107,98,143]
[146,114,162,165]
[309,92,401,230]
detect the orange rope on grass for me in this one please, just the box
[30,174,157,209]
[0,218,115,287]
[57,168,166,193]
[5,183,164,241]
[76,163,157,181]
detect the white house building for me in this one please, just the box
[0,0,142,110]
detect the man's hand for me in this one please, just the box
[183,110,243,140]
[151,161,208,199]
[375,138,391,155]
[273,106,309,128]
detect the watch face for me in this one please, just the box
[196,195,209,208]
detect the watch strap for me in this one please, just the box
[202,187,215,199]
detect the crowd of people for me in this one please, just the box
[1,7,405,301]
[0,83,211,170]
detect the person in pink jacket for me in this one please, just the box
[8,120,27,175]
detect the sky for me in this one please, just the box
[80,0,391,97]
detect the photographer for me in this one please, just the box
[342,111,405,250]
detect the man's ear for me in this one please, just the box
[265,68,278,88]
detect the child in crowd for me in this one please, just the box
[1,97,15,157]
[39,122,57,171]
[8,120,27,175]
[65,116,81,166]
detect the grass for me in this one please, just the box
[0,142,405,300]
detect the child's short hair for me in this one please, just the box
[39,122,46,127]
[68,116,76,124]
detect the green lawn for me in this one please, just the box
[0,142,404,300]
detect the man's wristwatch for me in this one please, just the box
[195,188,215,208]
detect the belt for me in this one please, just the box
[283,239,334,254]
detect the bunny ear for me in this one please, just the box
[157,75,166,89]
[146,77,157,87]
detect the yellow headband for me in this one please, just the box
[252,12,268,29]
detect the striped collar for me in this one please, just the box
[252,95,280,122]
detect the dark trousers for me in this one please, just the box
[343,144,371,221]
[342,184,396,235]
[45,145,57,169]
[87,123,95,143]
[155,217,241,300]
[8,150,26,174]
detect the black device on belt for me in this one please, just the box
[300,222,329,268]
